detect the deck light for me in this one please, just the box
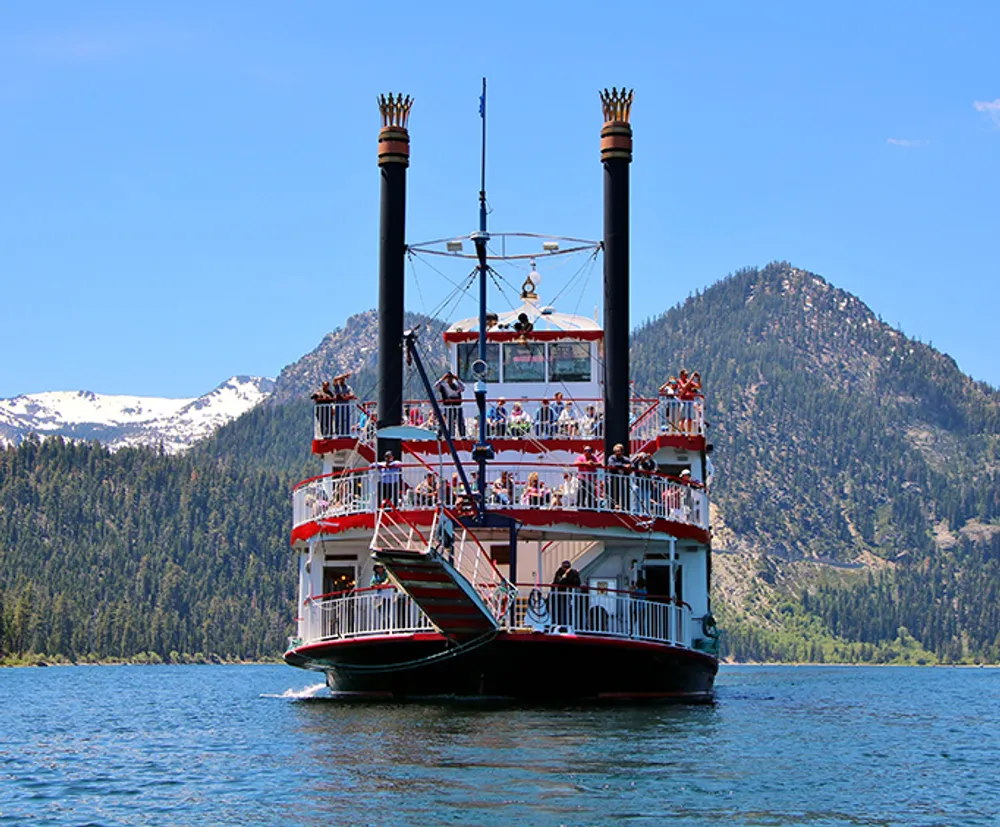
[447,240,464,252]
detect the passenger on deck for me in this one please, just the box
[581,405,602,437]
[521,471,548,507]
[632,451,657,513]
[376,451,403,506]
[575,445,599,509]
[535,398,557,439]
[412,471,438,507]
[557,399,577,437]
[509,402,531,437]
[406,404,426,428]
[311,380,335,438]
[552,560,582,589]
[311,380,334,402]
[687,371,704,399]
[554,471,579,508]
[435,371,466,437]
[332,373,354,437]
[679,468,705,489]
[606,443,632,510]
[658,374,678,397]
[674,369,691,397]
[552,391,566,419]
[487,397,508,437]
[370,564,389,587]
[490,471,514,505]
[551,560,582,626]
[310,490,329,517]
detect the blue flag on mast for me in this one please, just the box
[478,93,485,118]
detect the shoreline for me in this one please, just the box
[4,657,998,669]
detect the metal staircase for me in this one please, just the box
[369,504,515,641]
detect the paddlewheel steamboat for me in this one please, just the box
[283,85,719,701]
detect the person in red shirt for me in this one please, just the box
[575,445,599,509]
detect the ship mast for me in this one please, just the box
[470,77,494,508]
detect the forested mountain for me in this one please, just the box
[2,262,998,664]
[630,262,1000,662]
[0,437,293,662]
[269,309,448,404]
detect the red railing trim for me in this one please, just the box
[295,461,704,490]
[378,500,430,547]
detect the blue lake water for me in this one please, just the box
[1,664,997,826]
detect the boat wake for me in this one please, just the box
[260,682,328,700]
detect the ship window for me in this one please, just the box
[503,342,546,383]
[548,341,592,382]
[457,343,499,382]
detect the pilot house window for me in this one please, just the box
[457,343,500,382]
[503,343,546,383]
[548,342,592,382]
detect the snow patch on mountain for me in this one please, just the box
[0,376,275,453]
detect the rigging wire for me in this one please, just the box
[571,253,598,319]
[549,247,600,308]
[407,251,428,319]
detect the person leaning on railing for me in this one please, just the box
[631,451,657,513]
[370,563,389,587]
[310,380,335,438]
[332,373,355,437]
[660,469,702,521]
[606,443,632,510]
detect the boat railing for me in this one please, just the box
[299,583,693,648]
[312,401,377,441]
[505,584,691,646]
[310,397,703,444]
[293,461,709,531]
[371,500,431,554]
[293,468,377,527]
[435,508,518,621]
[300,586,434,645]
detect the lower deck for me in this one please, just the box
[286,583,719,702]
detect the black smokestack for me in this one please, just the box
[600,87,633,457]
[376,93,412,460]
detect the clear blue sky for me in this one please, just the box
[1,1,997,398]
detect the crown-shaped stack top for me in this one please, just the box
[600,87,633,123]
[378,93,413,129]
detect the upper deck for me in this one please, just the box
[311,395,706,457]
[291,457,710,547]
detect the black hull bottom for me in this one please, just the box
[285,632,718,703]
